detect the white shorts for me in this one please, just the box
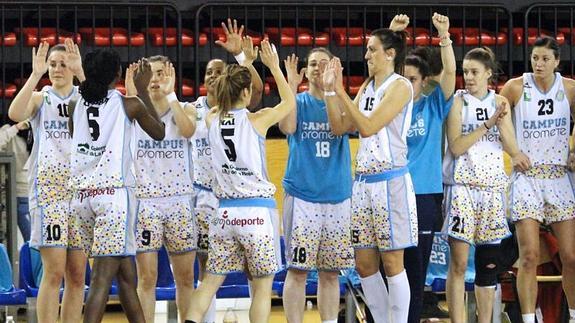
[351,170,418,251]
[70,187,137,257]
[510,171,575,225]
[30,199,72,249]
[136,195,196,253]
[207,198,281,277]
[193,185,219,253]
[283,194,353,271]
[442,185,510,245]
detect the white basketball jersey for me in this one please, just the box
[134,106,193,198]
[443,90,507,190]
[356,74,413,174]
[190,96,215,189]
[69,89,135,190]
[514,72,570,167]
[28,86,77,208]
[208,108,275,199]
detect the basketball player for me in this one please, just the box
[323,25,416,322]
[442,47,530,323]
[185,39,295,323]
[8,39,87,323]
[280,48,353,323]
[125,56,197,322]
[190,19,263,323]
[68,51,164,323]
[500,36,575,323]
[399,12,456,323]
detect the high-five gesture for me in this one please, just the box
[64,38,84,81]
[323,57,344,92]
[241,35,259,65]
[125,62,139,96]
[284,54,305,87]
[260,40,279,69]
[160,61,176,96]
[133,59,153,93]
[215,18,243,55]
[32,41,49,79]
[389,14,410,32]
[432,12,450,36]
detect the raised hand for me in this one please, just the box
[133,59,153,92]
[389,14,410,32]
[64,38,83,78]
[160,61,176,96]
[215,18,243,55]
[241,36,259,65]
[125,62,139,96]
[32,41,49,79]
[260,40,279,69]
[432,12,450,35]
[284,54,305,87]
[323,57,344,92]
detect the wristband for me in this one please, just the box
[166,92,178,104]
[483,122,491,130]
[439,33,452,47]
[234,51,246,65]
[324,91,336,97]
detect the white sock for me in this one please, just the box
[521,313,535,323]
[387,270,411,323]
[359,272,390,323]
[570,308,575,322]
[322,320,338,323]
[198,281,216,323]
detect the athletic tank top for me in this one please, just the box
[514,72,570,169]
[190,96,215,189]
[208,108,275,199]
[28,86,77,208]
[69,89,134,190]
[282,91,352,203]
[134,106,193,198]
[356,74,413,174]
[443,90,507,191]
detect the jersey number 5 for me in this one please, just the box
[87,107,100,141]
[221,127,237,162]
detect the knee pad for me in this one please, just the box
[474,244,500,287]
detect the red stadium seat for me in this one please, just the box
[327,27,370,46]
[13,78,51,90]
[502,28,565,46]
[78,27,144,46]
[265,27,329,46]
[0,32,17,46]
[297,76,363,95]
[115,81,126,95]
[0,84,17,98]
[450,27,507,46]
[143,28,207,47]
[15,28,81,46]
[405,28,438,46]
[558,27,575,44]
[180,78,195,97]
[203,27,263,46]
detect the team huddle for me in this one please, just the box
[7,12,575,323]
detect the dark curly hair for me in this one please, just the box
[79,49,121,104]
